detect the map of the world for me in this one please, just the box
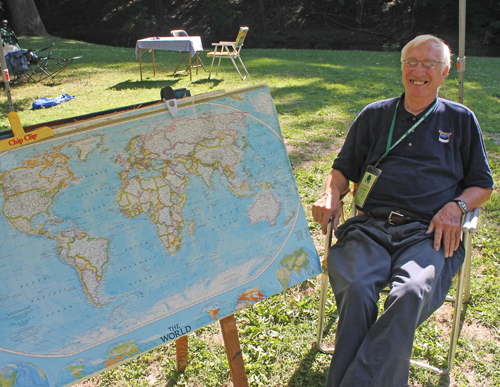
[0,85,321,386]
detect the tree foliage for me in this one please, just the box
[9,0,499,51]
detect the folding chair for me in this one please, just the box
[4,43,82,83]
[207,26,249,80]
[170,30,205,76]
[316,193,479,375]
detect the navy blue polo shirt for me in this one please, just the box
[332,94,494,220]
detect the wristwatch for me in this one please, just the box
[453,199,468,215]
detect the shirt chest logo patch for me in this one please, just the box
[439,130,452,143]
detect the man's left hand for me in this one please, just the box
[426,202,462,258]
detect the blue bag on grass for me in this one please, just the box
[33,94,75,109]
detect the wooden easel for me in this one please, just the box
[175,314,249,387]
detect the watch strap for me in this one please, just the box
[453,199,467,214]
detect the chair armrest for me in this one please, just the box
[212,42,236,48]
[462,208,480,233]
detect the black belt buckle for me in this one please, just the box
[388,211,405,225]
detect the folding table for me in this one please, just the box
[135,36,204,81]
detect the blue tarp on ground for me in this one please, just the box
[32,94,75,109]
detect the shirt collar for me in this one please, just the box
[398,93,439,122]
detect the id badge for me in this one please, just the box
[354,165,381,208]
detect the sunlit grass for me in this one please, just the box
[1,36,499,387]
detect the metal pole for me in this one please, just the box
[0,34,15,112]
[457,0,466,105]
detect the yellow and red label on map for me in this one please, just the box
[0,112,53,153]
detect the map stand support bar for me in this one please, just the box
[220,314,249,387]
[173,315,249,386]
[175,336,189,372]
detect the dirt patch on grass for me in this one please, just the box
[486,133,500,146]
[199,330,225,348]
[461,320,496,355]
[74,379,102,387]
[285,136,343,170]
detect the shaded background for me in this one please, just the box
[2,0,500,57]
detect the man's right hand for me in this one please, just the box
[312,169,350,234]
[312,192,341,234]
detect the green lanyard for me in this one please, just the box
[374,98,439,168]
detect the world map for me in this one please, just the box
[0,85,321,386]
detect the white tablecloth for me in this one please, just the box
[135,37,203,58]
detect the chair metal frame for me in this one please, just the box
[23,44,82,83]
[7,43,82,83]
[207,27,249,80]
[170,30,206,76]
[316,198,479,375]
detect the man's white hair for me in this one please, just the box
[401,35,451,70]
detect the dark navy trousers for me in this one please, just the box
[325,216,464,387]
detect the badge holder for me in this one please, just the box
[354,165,381,208]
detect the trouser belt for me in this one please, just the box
[359,208,430,226]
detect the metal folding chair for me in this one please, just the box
[316,196,479,375]
[170,30,206,76]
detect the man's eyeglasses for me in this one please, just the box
[402,58,444,68]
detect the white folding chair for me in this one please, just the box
[207,26,249,80]
[316,196,479,375]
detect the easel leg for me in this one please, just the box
[175,335,188,372]
[152,49,156,77]
[139,49,143,81]
[220,315,249,387]
[189,55,192,81]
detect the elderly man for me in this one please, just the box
[312,35,493,387]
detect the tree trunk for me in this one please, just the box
[5,0,49,37]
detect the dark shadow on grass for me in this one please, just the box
[164,371,183,387]
[191,77,223,88]
[109,79,179,90]
[421,373,450,387]
[35,81,64,88]
[0,97,34,115]
[286,343,329,387]
[286,316,337,387]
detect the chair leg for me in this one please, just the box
[208,55,217,79]
[228,54,245,80]
[316,272,335,353]
[463,231,473,303]
[410,229,471,374]
[198,56,207,71]
[448,264,467,372]
[316,219,335,353]
[173,52,190,75]
[410,265,466,374]
[237,56,249,77]
[216,57,222,76]
[447,230,472,371]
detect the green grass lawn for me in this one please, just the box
[2,36,499,387]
